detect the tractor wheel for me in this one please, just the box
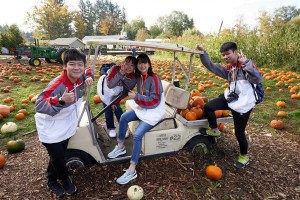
[28,58,34,66]
[45,58,57,63]
[57,48,66,64]
[32,58,41,67]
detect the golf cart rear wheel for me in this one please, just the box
[65,150,95,170]
[184,135,213,154]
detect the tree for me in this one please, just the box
[135,28,150,41]
[125,17,147,40]
[78,0,96,36]
[149,25,163,38]
[26,0,73,39]
[73,11,88,39]
[0,25,24,49]
[274,6,300,22]
[155,11,194,37]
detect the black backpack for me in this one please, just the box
[99,63,115,75]
[242,69,264,104]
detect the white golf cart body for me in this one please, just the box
[66,39,233,167]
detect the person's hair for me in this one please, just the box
[220,42,237,53]
[136,54,154,76]
[124,56,137,67]
[63,49,86,65]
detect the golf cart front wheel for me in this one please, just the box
[65,150,95,170]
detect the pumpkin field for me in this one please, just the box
[0,55,300,199]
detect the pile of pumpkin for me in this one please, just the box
[177,89,229,127]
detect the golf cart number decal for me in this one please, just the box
[170,134,181,141]
[156,134,181,149]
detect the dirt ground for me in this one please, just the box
[0,123,300,200]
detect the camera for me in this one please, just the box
[226,92,239,103]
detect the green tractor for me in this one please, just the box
[28,40,66,66]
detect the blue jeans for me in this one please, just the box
[117,110,153,165]
[103,102,123,129]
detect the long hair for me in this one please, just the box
[136,54,154,76]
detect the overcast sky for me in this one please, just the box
[0,0,299,34]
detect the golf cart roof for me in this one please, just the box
[84,39,203,54]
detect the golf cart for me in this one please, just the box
[65,39,233,168]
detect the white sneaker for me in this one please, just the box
[109,129,117,138]
[125,130,130,138]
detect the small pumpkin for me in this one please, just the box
[277,111,287,117]
[6,139,25,153]
[205,165,223,180]
[217,122,225,131]
[1,122,18,134]
[185,111,197,121]
[127,185,144,200]
[93,95,102,104]
[276,101,286,107]
[15,113,25,120]
[0,154,5,169]
[270,119,284,130]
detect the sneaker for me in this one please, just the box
[109,129,117,138]
[62,176,77,195]
[125,130,130,138]
[116,169,137,185]
[206,129,221,137]
[234,155,250,168]
[47,180,65,198]
[107,145,126,159]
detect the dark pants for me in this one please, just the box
[103,102,123,129]
[204,94,252,155]
[42,138,70,182]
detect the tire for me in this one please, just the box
[57,48,66,64]
[65,150,95,170]
[184,135,214,154]
[32,58,41,66]
[28,58,34,66]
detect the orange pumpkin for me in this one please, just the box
[270,119,284,130]
[93,95,102,104]
[0,154,5,169]
[0,105,10,117]
[214,110,223,118]
[205,165,223,180]
[190,106,203,119]
[276,101,286,107]
[185,111,197,121]
[277,111,287,117]
[190,89,200,97]
[15,113,25,120]
[180,108,189,118]
[217,122,225,131]
[190,96,205,108]
[17,109,28,115]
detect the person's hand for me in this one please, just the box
[119,64,126,75]
[111,105,116,111]
[238,50,248,63]
[85,77,93,86]
[195,44,204,51]
[61,87,75,103]
[128,90,136,99]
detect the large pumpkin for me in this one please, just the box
[1,122,18,134]
[205,165,223,180]
[6,139,25,153]
[0,154,5,169]
[0,104,10,117]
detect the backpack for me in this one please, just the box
[99,63,115,75]
[242,69,264,104]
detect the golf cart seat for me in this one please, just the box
[125,81,190,133]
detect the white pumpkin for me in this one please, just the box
[127,185,144,200]
[1,122,18,134]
